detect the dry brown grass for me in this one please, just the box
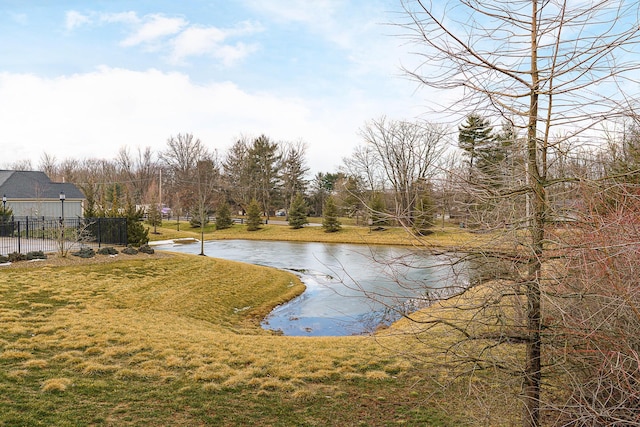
[150,221,493,250]
[0,244,524,425]
[0,253,416,394]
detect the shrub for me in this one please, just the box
[72,248,95,258]
[122,246,138,255]
[97,247,119,255]
[138,244,154,254]
[0,255,8,263]
[26,251,47,260]
[8,252,26,262]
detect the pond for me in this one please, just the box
[153,239,464,336]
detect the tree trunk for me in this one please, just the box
[523,3,543,425]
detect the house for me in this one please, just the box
[0,170,85,219]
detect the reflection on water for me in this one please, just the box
[154,239,463,336]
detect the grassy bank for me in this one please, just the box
[0,252,489,426]
[149,218,492,250]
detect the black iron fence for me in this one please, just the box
[0,217,128,256]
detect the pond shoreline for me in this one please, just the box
[154,239,464,337]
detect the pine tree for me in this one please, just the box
[0,204,13,238]
[369,192,388,227]
[124,199,149,246]
[412,193,435,236]
[189,206,209,228]
[215,201,233,230]
[146,202,162,234]
[322,196,341,233]
[458,114,494,175]
[287,193,308,229]
[246,199,262,231]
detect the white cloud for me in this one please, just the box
[169,23,261,65]
[99,11,140,25]
[65,10,92,31]
[168,26,226,62]
[121,14,187,48]
[0,68,373,172]
[65,10,261,66]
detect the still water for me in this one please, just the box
[154,240,461,336]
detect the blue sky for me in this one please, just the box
[0,0,426,173]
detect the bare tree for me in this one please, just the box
[348,117,445,227]
[392,1,640,426]
[193,152,221,255]
[8,159,33,171]
[116,146,157,205]
[39,153,59,180]
[160,133,208,217]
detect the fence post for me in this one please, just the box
[17,221,21,254]
[25,216,29,240]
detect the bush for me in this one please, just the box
[97,247,119,255]
[122,246,138,255]
[8,252,26,262]
[26,251,47,260]
[72,247,95,258]
[138,244,154,254]
[0,255,8,263]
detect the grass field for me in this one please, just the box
[149,217,494,250]
[0,222,520,426]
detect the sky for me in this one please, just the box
[0,0,428,174]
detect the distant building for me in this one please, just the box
[0,170,85,218]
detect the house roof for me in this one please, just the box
[0,170,84,200]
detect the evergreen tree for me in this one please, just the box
[309,171,341,216]
[458,114,494,176]
[287,193,308,229]
[0,204,13,238]
[369,192,388,227]
[146,202,162,234]
[322,196,341,233]
[189,206,209,228]
[280,142,309,209]
[215,201,233,230]
[124,199,149,246]
[247,135,281,220]
[0,204,12,222]
[83,189,98,218]
[412,193,435,235]
[246,199,262,231]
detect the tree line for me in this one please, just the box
[4,112,640,237]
